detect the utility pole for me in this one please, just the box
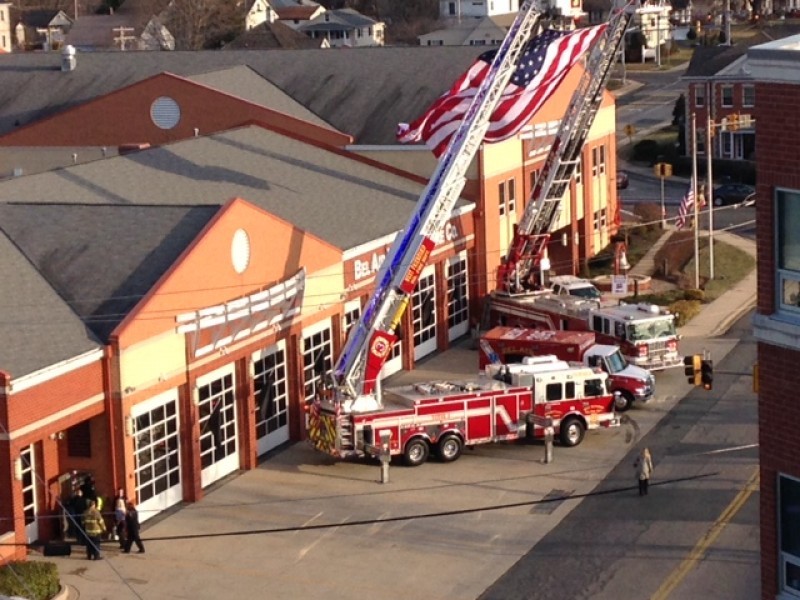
[706,115,715,280]
[691,112,700,289]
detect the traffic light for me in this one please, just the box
[684,354,702,386]
[701,359,714,390]
[727,113,740,132]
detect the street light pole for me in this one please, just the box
[706,115,715,280]
[692,112,700,289]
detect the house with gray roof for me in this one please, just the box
[298,8,385,47]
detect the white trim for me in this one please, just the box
[0,393,104,441]
[131,388,179,417]
[10,348,104,394]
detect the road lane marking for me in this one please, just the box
[651,466,760,600]
[698,443,758,456]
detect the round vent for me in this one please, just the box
[150,97,181,130]
[231,229,251,275]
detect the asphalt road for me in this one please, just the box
[479,311,759,600]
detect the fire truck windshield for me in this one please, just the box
[605,350,628,374]
[626,318,676,342]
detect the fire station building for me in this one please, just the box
[0,47,621,561]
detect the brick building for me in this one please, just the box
[749,35,800,599]
[0,46,623,561]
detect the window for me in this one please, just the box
[694,85,705,108]
[508,178,516,213]
[722,132,732,158]
[448,1,456,15]
[743,84,755,107]
[529,169,540,193]
[499,181,506,216]
[599,145,606,174]
[722,85,734,107]
[584,378,604,397]
[546,383,562,401]
[779,474,800,596]
[593,208,607,233]
[592,147,599,177]
[777,189,800,314]
[696,129,706,154]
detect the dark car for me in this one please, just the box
[616,170,629,190]
[712,183,755,206]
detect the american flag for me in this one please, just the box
[396,25,606,158]
[676,179,696,230]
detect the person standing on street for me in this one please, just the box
[113,488,127,549]
[634,447,654,496]
[123,501,145,554]
[83,499,106,560]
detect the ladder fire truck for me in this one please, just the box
[307,3,628,465]
[480,3,680,371]
[487,295,681,370]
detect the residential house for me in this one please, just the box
[0,46,622,560]
[681,25,800,161]
[245,0,277,31]
[439,0,521,19]
[0,2,12,52]
[299,8,385,47]
[63,13,174,51]
[274,1,325,30]
[14,9,72,51]
[226,19,326,49]
[418,13,512,46]
[748,33,800,600]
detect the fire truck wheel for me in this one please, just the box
[614,391,634,413]
[559,417,585,447]
[403,438,430,467]
[437,434,464,463]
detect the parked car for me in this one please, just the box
[712,183,756,206]
[549,275,602,300]
[616,170,629,190]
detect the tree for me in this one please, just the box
[165,0,242,49]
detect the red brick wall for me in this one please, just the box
[755,82,800,315]
[7,360,105,443]
[758,342,800,598]
[754,79,800,600]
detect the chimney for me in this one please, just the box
[61,45,76,72]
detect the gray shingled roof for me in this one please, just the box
[0,47,483,144]
[0,203,220,344]
[683,25,800,78]
[0,125,445,251]
[0,229,101,378]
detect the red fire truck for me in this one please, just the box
[488,295,681,371]
[308,358,619,465]
[306,6,630,466]
[479,327,655,411]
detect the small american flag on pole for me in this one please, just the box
[396,25,606,158]
[676,179,695,230]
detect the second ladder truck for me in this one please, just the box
[307,3,619,465]
[484,6,681,370]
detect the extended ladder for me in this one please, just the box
[332,1,542,409]
[497,8,632,294]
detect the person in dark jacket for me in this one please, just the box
[68,489,88,541]
[123,501,145,554]
[113,488,127,549]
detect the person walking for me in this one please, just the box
[634,447,654,496]
[123,501,145,554]
[113,488,127,550]
[83,499,106,560]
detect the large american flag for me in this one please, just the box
[396,25,606,158]
[676,179,696,230]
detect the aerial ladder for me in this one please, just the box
[494,6,632,297]
[321,1,542,428]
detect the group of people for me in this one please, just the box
[65,477,145,560]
